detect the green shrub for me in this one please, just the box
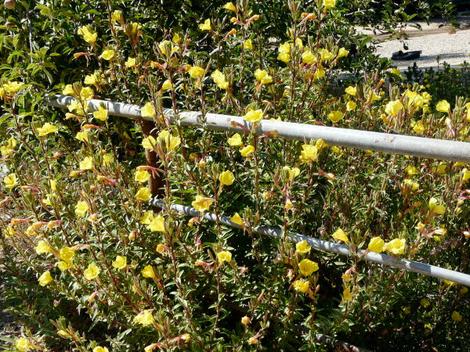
[1,1,469,351]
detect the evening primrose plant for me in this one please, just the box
[1,0,470,351]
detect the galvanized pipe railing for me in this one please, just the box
[47,94,470,286]
[48,94,470,162]
[154,200,470,287]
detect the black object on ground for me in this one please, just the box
[392,50,422,60]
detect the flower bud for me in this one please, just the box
[241,316,251,326]
[4,0,16,10]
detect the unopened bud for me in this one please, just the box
[4,0,16,10]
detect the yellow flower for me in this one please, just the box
[67,100,85,115]
[314,67,325,80]
[156,243,166,254]
[385,100,403,116]
[402,179,419,192]
[157,129,181,151]
[248,337,259,345]
[102,153,114,166]
[428,197,446,215]
[293,279,309,293]
[230,213,244,226]
[57,260,70,271]
[243,39,253,51]
[188,66,205,79]
[75,130,89,143]
[323,0,336,9]
[217,250,232,264]
[172,33,181,44]
[211,70,229,90]
[384,238,406,255]
[93,106,108,121]
[93,347,109,352]
[37,122,59,137]
[148,214,165,232]
[38,270,53,286]
[141,265,157,279]
[254,69,273,85]
[62,84,75,96]
[338,47,349,58]
[125,57,136,68]
[77,25,97,45]
[2,81,24,96]
[436,100,450,113]
[282,166,300,181]
[241,316,251,326]
[301,50,316,65]
[223,2,237,12]
[342,286,352,302]
[462,168,470,182]
[405,165,418,176]
[84,262,100,280]
[298,259,319,276]
[141,102,156,118]
[285,199,294,211]
[346,100,357,112]
[59,246,75,263]
[112,255,127,270]
[142,135,156,150]
[15,337,31,352]
[219,170,235,186]
[299,144,318,163]
[134,310,155,326]
[332,228,349,243]
[199,19,212,31]
[345,86,357,96]
[296,240,311,254]
[84,72,101,86]
[0,137,17,157]
[161,79,173,91]
[3,173,17,189]
[79,156,93,171]
[111,9,123,24]
[319,48,334,62]
[35,240,52,255]
[367,236,385,253]
[452,311,463,322]
[127,22,142,37]
[192,195,214,212]
[135,187,152,202]
[240,145,255,157]
[228,133,243,147]
[75,200,89,218]
[99,49,115,61]
[412,120,425,134]
[277,42,291,63]
[135,169,150,183]
[140,210,155,225]
[80,86,94,101]
[328,110,344,123]
[243,109,263,123]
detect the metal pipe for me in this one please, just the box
[47,94,470,285]
[47,94,470,162]
[154,199,470,287]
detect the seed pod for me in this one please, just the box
[4,0,16,10]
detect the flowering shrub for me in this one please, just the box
[1,0,470,351]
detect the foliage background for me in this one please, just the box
[0,0,469,351]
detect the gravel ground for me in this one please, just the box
[375,28,470,70]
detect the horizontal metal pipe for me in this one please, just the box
[47,94,470,162]
[154,199,470,287]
